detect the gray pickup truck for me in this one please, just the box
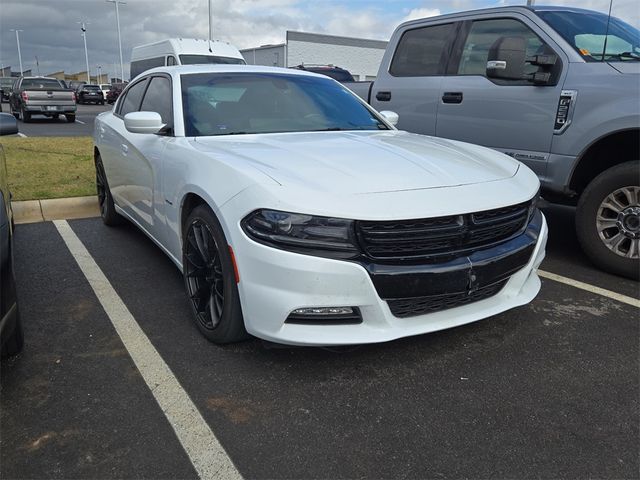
[9,77,76,123]
[348,6,639,279]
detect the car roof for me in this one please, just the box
[139,64,331,80]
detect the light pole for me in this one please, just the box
[10,29,23,75]
[78,22,91,83]
[106,0,126,82]
[97,65,102,83]
[208,0,213,41]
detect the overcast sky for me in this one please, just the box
[0,0,638,80]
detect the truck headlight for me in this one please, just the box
[241,209,360,259]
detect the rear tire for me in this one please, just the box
[183,205,248,344]
[576,161,640,280]
[1,308,24,357]
[95,155,123,226]
[21,107,31,123]
[66,114,76,123]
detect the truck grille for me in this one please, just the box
[356,201,532,261]
[387,280,508,318]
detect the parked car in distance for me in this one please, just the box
[76,84,104,105]
[93,65,546,347]
[9,77,77,123]
[292,64,355,82]
[130,37,245,79]
[100,83,112,98]
[106,83,126,104]
[0,113,23,357]
[0,78,14,102]
[345,5,639,279]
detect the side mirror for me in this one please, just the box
[486,36,527,81]
[0,113,18,136]
[124,111,164,134]
[380,110,399,127]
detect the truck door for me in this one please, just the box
[370,21,460,136]
[435,15,567,178]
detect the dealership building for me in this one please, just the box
[240,31,388,81]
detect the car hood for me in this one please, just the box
[190,130,519,194]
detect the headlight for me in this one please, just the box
[241,209,360,259]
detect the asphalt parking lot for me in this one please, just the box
[1,103,111,137]
[1,204,638,478]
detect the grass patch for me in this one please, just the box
[1,136,96,201]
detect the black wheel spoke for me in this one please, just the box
[184,219,225,331]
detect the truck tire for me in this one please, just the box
[66,114,76,123]
[21,107,31,123]
[576,161,640,279]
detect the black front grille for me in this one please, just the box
[387,280,508,318]
[357,201,532,261]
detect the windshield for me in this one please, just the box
[21,78,65,89]
[536,10,640,61]
[181,72,388,137]
[179,55,246,65]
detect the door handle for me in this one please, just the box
[442,92,463,104]
[121,144,128,154]
[376,91,391,102]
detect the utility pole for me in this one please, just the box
[526,0,535,5]
[35,56,40,76]
[10,29,24,75]
[79,22,91,83]
[97,65,102,83]
[106,0,126,82]
[208,0,213,41]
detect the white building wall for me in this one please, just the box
[241,45,286,67]
[286,41,385,80]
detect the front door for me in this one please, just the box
[435,15,568,177]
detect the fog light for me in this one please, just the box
[286,307,362,325]
[292,307,354,315]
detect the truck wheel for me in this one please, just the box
[21,107,31,123]
[576,161,640,279]
[66,114,76,123]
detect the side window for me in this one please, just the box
[140,76,172,124]
[457,18,544,77]
[389,23,455,77]
[119,79,148,117]
[167,55,177,66]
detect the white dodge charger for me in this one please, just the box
[93,65,547,346]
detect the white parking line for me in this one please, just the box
[16,132,27,138]
[538,269,640,308]
[75,119,86,125]
[53,220,242,480]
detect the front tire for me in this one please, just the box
[183,205,247,344]
[95,155,122,226]
[576,161,640,279]
[2,308,24,357]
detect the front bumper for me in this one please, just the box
[233,211,548,346]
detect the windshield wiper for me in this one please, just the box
[609,51,640,60]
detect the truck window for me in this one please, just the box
[130,56,165,80]
[167,55,177,66]
[389,23,455,77]
[118,79,148,117]
[457,18,544,77]
[140,76,172,124]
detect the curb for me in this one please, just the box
[13,196,100,224]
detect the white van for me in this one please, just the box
[130,38,245,80]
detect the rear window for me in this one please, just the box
[21,78,64,89]
[84,85,101,90]
[390,23,456,77]
[179,55,246,65]
[304,68,355,82]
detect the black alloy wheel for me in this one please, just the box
[183,205,247,343]
[185,220,225,331]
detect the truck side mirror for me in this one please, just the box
[486,36,527,81]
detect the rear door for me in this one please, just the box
[435,14,568,177]
[370,21,460,136]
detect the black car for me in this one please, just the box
[0,113,22,357]
[76,84,104,105]
[291,64,355,82]
[0,78,14,102]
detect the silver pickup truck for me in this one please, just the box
[347,5,639,279]
[9,77,76,123]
